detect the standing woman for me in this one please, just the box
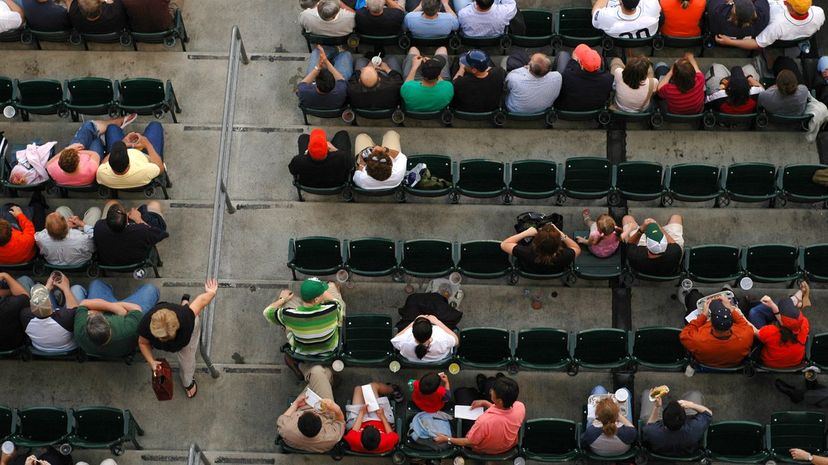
[138,279,219,398]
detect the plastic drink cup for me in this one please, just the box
[739,276,754,290]
[2,441,14,455]
[389,360,400,373]
[614,388,629,403]
[331,359,344,372]
[681,278,693,290]
[448,362,461,375]
[448,272,462,285]
[371,56,382,67]
[3,106,15,118]
[336,269,349,284]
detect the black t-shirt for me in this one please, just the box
[23,0,71,31]
[138,303,196,352]
[347,70,403,109]
[68,0,127,34]
[556,61,613,111]
[122,0,173,33]
[452,67,506,112]
[627,243,683,276]
[355,7,405,36]
[20,306,76,331]
[707,0,770,39]
[289,151,352,188]
[513,243,576,274]
[0,295,29,350]
[93,220,169,266]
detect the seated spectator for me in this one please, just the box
[758,57,809,115]
[503,51,561,113]
[0,0,23,33]
[660,0,706,37]
[655,53,705,114]
[290,128,352,188]
[35,206,100,267]
[609,56,659,112]
[401,46,454,111]
[47,116,135,187]
[22,274,85,353]
[356,0,405,36]
[263,279,345,359]
[348,55,403,110]
[277,364,345,453]
[679,294,754,367]
[581,386,636,456]
[457,0,516,37]
[707,0,769,39]
[715,0,824,49]
[640,389,712,456]
[23,0,70,32]
[122,0,173,32]
[434,374,524,455]
[410,372,452,412]
[0,204,37,265]
[343,382,403,454]
[3,447,73,465]
[705,63,764,114]
[501,223,581,275]
[8,141,55,187]
[746,287,810,368]
[592,0,661,39]
[74,278,160,358]
[621,215,683,276]
[138,279,218,398]
[97,122,165,190]
[299,0,355,37]
[353,130,407,189]
[575,209,622,258]
[554,45,613,111]
[391,314,459,362]
[93,200,169,267]
[452,49,505,112]
[67,0,127,34]
[404,0,458,38]
[0,273,32,352]
[298,45,351,110]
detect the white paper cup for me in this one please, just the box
[388,360,400,373]
[449,272,462,285]
[3,106,15,118]
[739,276,754,290]
[614,388,629,403]
[2,441,14,455]
[100,459,117,465]
[371,56,382,67]
[331,359,344,372]
[335,269,349,283]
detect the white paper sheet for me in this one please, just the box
[304,387,322,411]
[454,405,484,420]
[362,384,379,412]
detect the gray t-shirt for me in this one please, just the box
[505,67,562,113]
[299,7,355,36]
[757,85,809,116]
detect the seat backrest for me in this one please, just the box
[726,163,776,196]
[510,160,557,192]
[18,407,69,442]
[515,329,569,366]
[521,9,554,36]
[73,407,124,443]
[769,411,826,451]
[615,162,663,195]
[810,333,828,365]
[119,78,165,107]
[523,418,578,454]
[343,315,393,355]
[705,421,765,456]
[293,237,342,269]
[0,78,12,103]
[347,238,396,272]
[401,240,454,274]
[67,78,114,106]
[458,241,510,274]
[669,164,720,196]
[803,245,828,276]
[687,245,741,279]
[574,328,627,364]
[458,160,505,190]
[745,245,798,277]
[632,327,686,365]
[557,8,600,37]
[407,155,452,182]
[18,80,63,106]
[782,165,828,197]
[563,157,611,192]
[458,328,511,363]
[0,406,12,439]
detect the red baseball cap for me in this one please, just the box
[307,128,328,161]
[573,44,602,73]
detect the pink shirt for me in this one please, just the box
[466,401,525,455]
[47,151,99,186]
[588,230,621,258]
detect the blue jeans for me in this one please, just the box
[818,56,828,84]
[591,385,633,422]
[453,0,473,10]
[306,46,353,81]
[81,279,160,313]
[748,303,778,329]
[104,122,165,158]
[70,121,105,157]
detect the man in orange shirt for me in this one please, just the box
[0,204,36,264]
[680,295,755,368]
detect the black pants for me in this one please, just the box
[297,130,351,156]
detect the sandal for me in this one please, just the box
[120,113,137,129]
[800,281,812,309]
[185,380,198,399]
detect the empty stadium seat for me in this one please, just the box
[0,77,12,108]
[573,328,630,370]
[767,411,826,464]
[521,418,580,462]
[340,314,394,367]
[801,244,828,283]
[561,157,612,202]
[778,164,828,206]
[14,79,66,120]
[662,163,722,205]
[456,240,512,279]
[344,237,398,277]
[704,421,768,463]
[0,406,14,441]
[507,159,561,201]
[64,77,117,122]
[287,236,343,280]
[630,327,687,371]
[683,245,743,283]
[399,239,455,278]
[456,327,513,369]
[610,161,665,205]
[553,8,602,48]
[452,159,507,203]
[14,407,73,448]
[741,244,800,284]
[117,78,181,123]
[510,9,554,48]
[513,328,572,371]
[70,407,143,455]
[807,333,828,370]
[721,162,778,205]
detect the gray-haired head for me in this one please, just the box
[367,0,384,14]
[318,0,341,21]
[86,313,112,346]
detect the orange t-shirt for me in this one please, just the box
[659,0,706,37]
[0,213,36,264]
[680,311,754,368]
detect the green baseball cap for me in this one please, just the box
[644,223,667,254]
[300,277,328,301]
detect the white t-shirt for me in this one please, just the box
[391,324,456,362]
[612,68,658,112]
[592,0,661,38]
[353,152,407,190]
[0,3,22,33]
[755,1,825,48]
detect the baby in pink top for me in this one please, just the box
[576,209,622,258]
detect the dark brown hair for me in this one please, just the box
[366,150,393,181]
[670,59,697,93]
[622,56,651,90]
[776,70,798,96]
[58,148,80,174]
[531,224,563,265]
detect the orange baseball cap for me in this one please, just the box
[573,44,602,72]
[307,128,328,161]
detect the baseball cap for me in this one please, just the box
[459,49,490,72]
[778,297,804,333]
[420,56,445,80]
[733,0,756,25]
[29,284,53,318]
[643,223,668,254]
[307,128,328,161]
[709,300,733,331]
[786,0,811,14]
[300,277,328,301]
[573,44,602,73]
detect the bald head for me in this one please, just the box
[360,66,379,88]
[528,53,551,77]
[45,212,69,240]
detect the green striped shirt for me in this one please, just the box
[264,300,343,355]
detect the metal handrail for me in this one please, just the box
[199,25,249,378]
[187,443,209,465]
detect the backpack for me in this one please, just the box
[416,168,451,190]
[514,212,564,234]
[408,411,453,451]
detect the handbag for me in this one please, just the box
[152,358,174,401]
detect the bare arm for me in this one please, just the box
[500,226,537,254]
[301,65,323,85]
[646,397,662,424]
[138,336,158,371]
[140,136,164,173]
[715,35,760,50]
[791,449,828,465]
[339,0,355,12]
[683,52,701,72]
[0,272,29,297]
[79,299,129,316]
[386,0,404,10]
[592,0,609,13]
[405,55,423,82]
[189,279,219,316]
[678,399,712,416]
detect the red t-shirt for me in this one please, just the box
[759,317,809,368]
[657,71,705,114]
[659,0,706,37]
[412,381,447,413]
[343,420,399,454]
[718,97,757,114]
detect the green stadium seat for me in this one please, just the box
[630,327,687,371]
[504,108,556,127]
[79,29,132,49]
[131,9,189,51]
[767,411,826,464]
[741,244,800,284]
[344,237,398,277]
[14,79,66,120]
[573,328,630,370]
[608,108,656,127]
[554,8,602,48]
[662,163,722,205]
[457,240,511,279]
[459,29,509,53]
[778,164,828,206]
[510,9,554,48]
[610,161,665,205]
[64,77,116,122]
[451,108,504,127]
[704,421,768,463]
[605,34,654,51]
[1,142,55,194]
[352,32,401,50]
[762,111,812,131]
[14,407,73,448]
[513,328,572,371]
[572,230,623,281]
[521,418,580,461]
[26,29,76,49]
[556,107,610,125]
[507,160,561,201]
[807,332,828,370]
[684,245,743,283]
[404,154,454,199]
[341,314,394,367]
[298,105,346,126]
[117,78,181,123]
[453,159,507,202]
[70,407,143,455]
[801,244,828,283]
[456,327,513,369]
[0,77,12,108]
[561,157,612,201]
[0,406,14,441]
[399,239,455,278]
[292,166,353,202]
[97,245,162,279]
[300,30,350,52]
[721,163,778,205]
[653,34,704,55]
[287,236,343,280]
[714,111,759,129]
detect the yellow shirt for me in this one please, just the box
[96,149,161,189]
